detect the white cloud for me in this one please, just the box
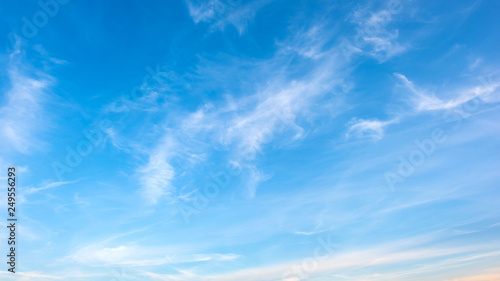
[185,0,271,34]
[138,135,176,204]
[0,270,107,281]
[126,24,350,201]
[185,0,218,23]
[0,50,53,154]
[448,269,500,281]
[346,118,398,141]
[278,25,331,60]
[24,179,81,195]
[394,73,500,112]
[66,243,240,267]
[244,166,271,198]
[351,8,406,61]
[133,239,500,281]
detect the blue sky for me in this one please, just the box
[1,0,500,280]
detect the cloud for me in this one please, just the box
[133,238,500,281]
[243,166,271,198]
[394,73,500,112]
[138,135,177,204]
[185,0,270,34]
[123,24,350,202]
[0,49,53,154]
[185,0,219,23]
[449,269,500,281]
[277,24,332,60]
[220,78,319,158]
[24,179,81,195]
[0,270,107,281]
[346,118,398,140]
[66,243,240,267]
[351,7,406,61]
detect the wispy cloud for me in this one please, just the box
[0,47,54,154]
[394,73,500,112]
[0,271,106,281]
[138,135,177,204]
[351,6,407,61]
[133,238,500,281]
[123,24,351,202]
[24,179,81,195]
[346,117,398,141]
[449,269,500,281]
[66,242,240,267]
[4,1,500,281]
[185,0,271,34]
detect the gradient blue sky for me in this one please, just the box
[1,0,500,280]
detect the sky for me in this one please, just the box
[1,0,500,280]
